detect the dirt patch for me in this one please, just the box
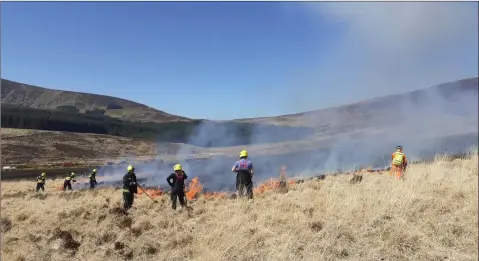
[115,216,133,229]
[310,221,324,232]
[51,229,81,250]
[142,243,158,255]
[1,144,40,163]
[349,174,363,184]
[96,232,117,245]
[53,144,100,158]
[1,217,13,233]
[1,167,91,181]
[109,207,128,217]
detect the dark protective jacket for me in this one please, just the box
[89,172,98,184]
[167,171,188,191]
[122,172,138,194]
[37,176,46,184]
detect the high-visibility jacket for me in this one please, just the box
[65,175,76,181]
[392,152,407,166]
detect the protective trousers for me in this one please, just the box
[63,180,72,191]
[236,173,240,191]
[90,179,97,189]
[390,165,405,179]
[237,171,253,199]
[171,189,187,210]
[36,183,45,192]
[123,192,134,211]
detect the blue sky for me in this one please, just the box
[2,2,478,120]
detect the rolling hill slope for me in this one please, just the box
[1,77,477,176]
[0,79,191,123]
[231,77,478,128]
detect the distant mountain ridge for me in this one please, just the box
[1,77,477,128]
[0,79,191,123]
[230,77,479,128]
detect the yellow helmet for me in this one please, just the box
[240,149,248,158]
[127,165,134,172]
[174,164,182,171]
[41,173,46,177]
[70,172,75,177]
[93,169,97,173]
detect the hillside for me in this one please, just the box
[0,79,191,123]
[0,105,314,146]
[0,128,202,167]
[3,77,477,130]
[1,77,477,177]
[1,153,477,261]
[231,77,479,129]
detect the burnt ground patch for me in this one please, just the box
[53,143,100,158]
[2,144,43,163]
[1,167,92,180]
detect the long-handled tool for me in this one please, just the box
[137,185,158,203]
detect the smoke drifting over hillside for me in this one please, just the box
[94,78,478,191]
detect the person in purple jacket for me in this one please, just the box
[232,149,254,200]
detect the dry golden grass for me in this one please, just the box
[1,153,477,261]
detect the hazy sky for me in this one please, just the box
[2,2,478,120]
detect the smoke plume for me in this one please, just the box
[94,3,478,191]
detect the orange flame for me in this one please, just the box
[253,178,296,194]
[56,184,64,191]
[186,177,203,200]
[51,172,300,198]
[252,166,295,194]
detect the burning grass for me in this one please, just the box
[1,153,477,261]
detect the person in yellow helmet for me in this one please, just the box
[122,165,138,211]
[36,172,46,192]
[89,168,98,189]
[63,172,76,191]
[167,164,188,210]
[390,145,408,179]
[232,149,254,200]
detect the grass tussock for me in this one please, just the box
[1,153,477,261]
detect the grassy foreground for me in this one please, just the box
[1,153,477,261]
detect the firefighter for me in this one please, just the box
[89,169,98,189]
[166,164,188,210]
[122,165,138,211]
[232,149,254,201]
[36,172,46,192]
[390,145,408,179]
[63,172,76,191]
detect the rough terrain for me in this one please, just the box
[0,79,191,123]
[1,153,477,261]
[1,128,200,167]
[2,77,477,127]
